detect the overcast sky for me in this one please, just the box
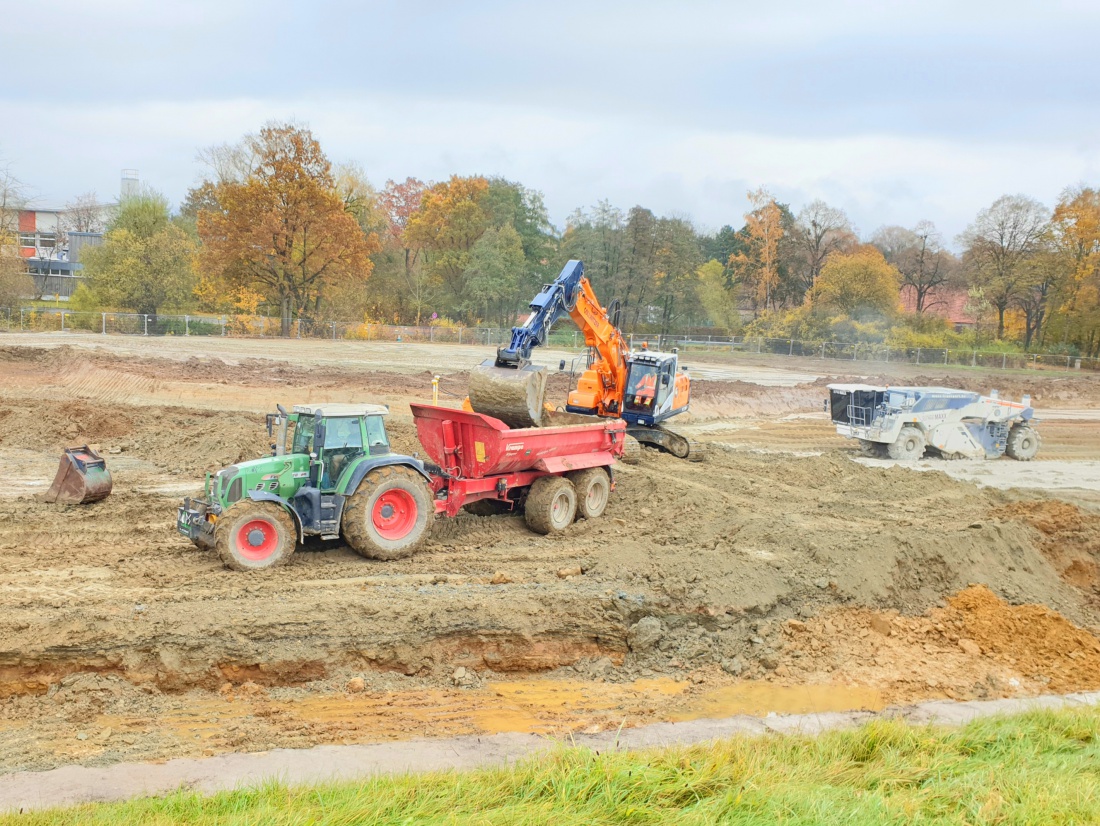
[3,0,1098,244]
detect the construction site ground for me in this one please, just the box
[2,332,1100,777]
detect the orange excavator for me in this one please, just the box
[467,259,703,459]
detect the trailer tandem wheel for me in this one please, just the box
[525,476,577,534]
[570,467,611,520]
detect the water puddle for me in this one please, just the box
[671,682,884,721]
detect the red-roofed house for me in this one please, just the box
[899,285,976,331]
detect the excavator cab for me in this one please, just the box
[622,354,680,425]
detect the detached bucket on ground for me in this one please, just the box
[467,360,548,429]
[44,446,113,505]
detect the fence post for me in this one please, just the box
[20,308,24,330]
[944,348,948,365]
[144,315,148,336]
[61,311,65,332]
[788,339,793,356]
[102,312,106,335]
[430,326,434,343]
[1002,353,1006,369]
[916,348,921,365]
[185,315,190,336]
[221,317,226,337]
[1067,355,1072,372]
[332,322,336,341]
[972,350,976,367]
[458,327,463,345]
[885,347,890,363]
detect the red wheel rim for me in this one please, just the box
[372,489,417,540]
[235,518,279,561]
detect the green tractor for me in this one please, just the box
[177,404,434,571]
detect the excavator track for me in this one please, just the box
[627,425,707,462]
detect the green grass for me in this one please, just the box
[6,708,1100,825]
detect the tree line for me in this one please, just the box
[3,121,1098,356]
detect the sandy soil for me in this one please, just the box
[1,340,1100,774]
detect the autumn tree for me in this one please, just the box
[403,175,490,304]
[1045,187,1100,353]
[695,258,741,332]
[197,124,379,335]
[81,191,196,316]
[872,221,955,313]
[728,189,784,313]
[375,177,430,323]
[465,224,526,325]
[959,194,1049,339]
[809,246,900,319]
[793,200,857,296]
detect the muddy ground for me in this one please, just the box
[1,338,1100,773]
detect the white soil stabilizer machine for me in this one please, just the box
[827,384,1041,461]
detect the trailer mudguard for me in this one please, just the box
[338,455,434,496]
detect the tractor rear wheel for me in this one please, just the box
[570,467,611,520]
[525,476,577,534]
[887,426,926,460]
[342,466,433,561]
[1006,425,1041,461]
[215,501,297,571]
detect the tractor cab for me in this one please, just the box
[279,404,391,491]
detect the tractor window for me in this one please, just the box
[291,415,316,454]
[323,418,363,449]
[365,416,389,453]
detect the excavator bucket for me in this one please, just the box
[467,360,548,429]
[43,446,113,505]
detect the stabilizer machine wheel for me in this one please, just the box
[215,500,297,572]
[887,426,926,461]
[525,476,577,534]
[569,467,611,520]
[858,439,881,458]
[1005,425,1041,461]
[342,465,433,560]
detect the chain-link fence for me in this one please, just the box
[2,306,1097,372]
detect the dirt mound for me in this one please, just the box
[766,586,1100,704]
[995,501,1100,595]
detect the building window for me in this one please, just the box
[38,233,56,248]
[19,233,35,247]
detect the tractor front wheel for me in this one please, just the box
[215,501,297,571]
[342,466,433,561]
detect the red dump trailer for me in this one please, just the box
[411,403,626,531]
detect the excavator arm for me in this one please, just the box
[468,260,628,427]
[494,260,585,367]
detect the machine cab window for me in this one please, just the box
[365,415,389,454]
[624,363,660,410]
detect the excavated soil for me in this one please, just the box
[1,342,1100,772]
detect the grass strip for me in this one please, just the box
[4,707,1099,825]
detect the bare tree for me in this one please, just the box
[959,195,1049,339]
[0,165,26,243]
[64,191,108,233]
[792,200,857,296]
[872,220,955,313]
